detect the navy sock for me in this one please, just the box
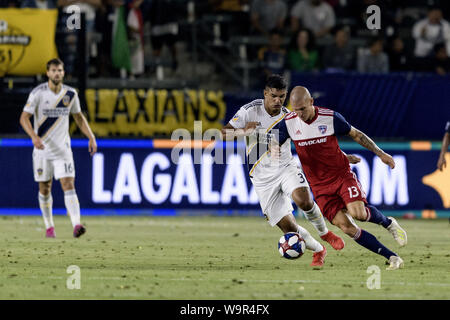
[366,205,392,228]
[354,229,397,260]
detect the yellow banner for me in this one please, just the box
[83,89,227,136]
[0,9,58,76]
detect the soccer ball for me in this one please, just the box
[278,232,306,259]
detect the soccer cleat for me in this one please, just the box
[386,255,404,270]
[46,227,55,238]
[320,231,345,250]
[386,217,407,246]
[73,224,86,238]
[310,245,327,268]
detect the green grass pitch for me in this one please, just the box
[0,216,449,299]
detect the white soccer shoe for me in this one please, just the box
[386,255,404,270]
[387,217,407,247]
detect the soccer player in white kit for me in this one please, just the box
[19,58,97,238]
[222,75,352,267]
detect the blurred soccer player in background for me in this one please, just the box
[19,58,97,238]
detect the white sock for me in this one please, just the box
[39,193,54,229]
[303,202,328,237]
[64,189,81,227]
[297,225,323,253]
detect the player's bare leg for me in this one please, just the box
[39,180,55,238]
[60,177,85,238]
[332,207,404,270]
[346,201,407,246]
[292,187,344,250]
[277,214,326,268]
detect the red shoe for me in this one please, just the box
[310,245,327,268]
[46,227,55,238]
[320,231,345,250]
[73,224,86,238]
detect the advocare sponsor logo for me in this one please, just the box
[297,137,327,147]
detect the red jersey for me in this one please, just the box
[271,106,352,188]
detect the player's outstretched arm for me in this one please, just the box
[437,131,449,171]
[221,122,260,140]
[19,111,44,150]
[348,126,395,169]
[72,112,97,156]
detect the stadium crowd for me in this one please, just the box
[1,0,450,79]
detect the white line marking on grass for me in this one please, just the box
[167,278,322,284]
[17,276,450,288]
[165,278,450,287]
[328,293,415,298]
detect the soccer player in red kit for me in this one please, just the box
[269,86,407,270]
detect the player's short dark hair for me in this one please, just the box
[46,58,64,70]
[265,74,287,90]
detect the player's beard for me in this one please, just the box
[50,78,62,86]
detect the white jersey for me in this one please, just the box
[23,82,81,160]
[228,99,297,181]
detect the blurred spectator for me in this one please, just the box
[290,0,335,39]
[322,26,355,71]
[59,0,102,73]
[250,0,287,36]
[0,0,18,7]
[412,7,450,58]
[148,0,179,71]
[288,28,319,72]
[127,0,145,76]
[21,0,57,8]
[210,0,249,12]
[94,0,119,77]
[258,29,286,77]
[387,36,410,71]
[324,0,338,8]
[209,0,250,36]
[430,43,450,75]
[357,37,389,73]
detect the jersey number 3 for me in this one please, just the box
[297,172,305,184]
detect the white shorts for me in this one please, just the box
[32,152,76,182]
[251,163,309,227]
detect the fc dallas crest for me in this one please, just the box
[318,125,327,134]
